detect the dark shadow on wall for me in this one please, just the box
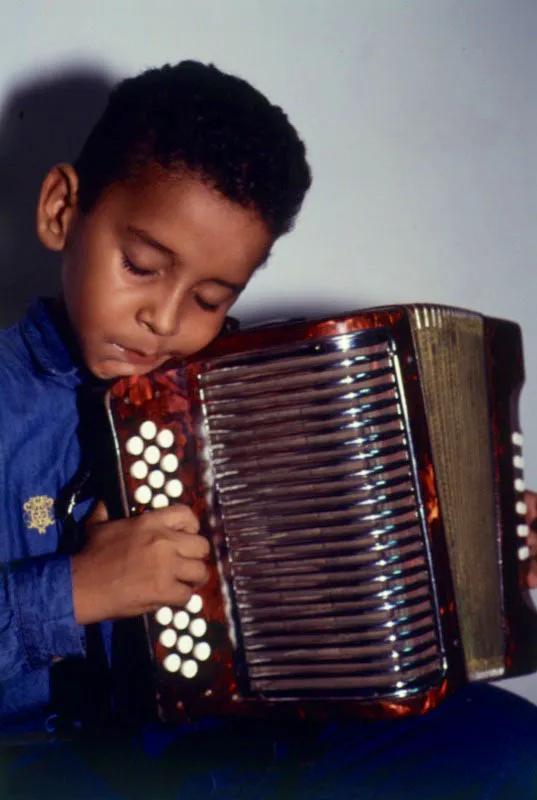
[0,66,115,328]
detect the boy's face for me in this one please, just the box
[46,169,272,380]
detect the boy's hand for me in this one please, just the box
[526,490,537,588]
[71,503,210,625]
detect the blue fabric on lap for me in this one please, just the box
[3,684,537,799]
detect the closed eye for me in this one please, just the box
[121,254,157,277]
[194,294,221,312]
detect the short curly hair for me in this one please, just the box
[74,60,311,238]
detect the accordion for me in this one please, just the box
[105,304,537,722]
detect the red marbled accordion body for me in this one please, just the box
[105,304,537,723]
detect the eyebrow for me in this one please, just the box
[126,225,247,294]
[127,225,176,257]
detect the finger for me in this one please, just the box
[174,532,211,561]
[152,584,193,611]
[525,490,537,526]
[144,504,200,535]
[175,557,210,587]
[88,500,109,526]
[527,561,537,589]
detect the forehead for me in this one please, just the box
[92,170,272,277]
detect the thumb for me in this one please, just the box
[87,499,110,526]
[525,490,537,528]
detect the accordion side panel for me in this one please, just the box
[105,370,240,720]
[484,318,537,677]
[409,307,504,680]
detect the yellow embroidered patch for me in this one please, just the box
[23,496,55,534]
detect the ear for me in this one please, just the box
[36,164,79,252]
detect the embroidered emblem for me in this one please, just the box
[24,496,55,534]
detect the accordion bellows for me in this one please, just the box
[106,304,537,722]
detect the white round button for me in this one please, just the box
[190,618,207,638]
[186,594,203,614]
[126,436,144,456]
[148,470,165,489]
[516,501,528,516]
[515,478,526,493]
[163,653,181,673]
[173,610,190,630]
[181,659,198,679]
[130,460,149,480]
[518,545,530,561]
[512,432,524,447]
[151,493,169,509]
[161,453,179,473]
[134,485,152,505]
[177,635,194,654]
[514,455,525,470]
[140,421,157,440]
[165,479,183,499]
[144,445,161,465]
[159,629,177,649]
[193,642,211,662]
[518,524,529,538]
[155,606,173,626]
[157,429,174,449]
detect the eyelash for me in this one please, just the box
[121,254,156,277]
[194,295,220,312]
[122,255,221,312]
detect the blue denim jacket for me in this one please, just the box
[0,299,94,732]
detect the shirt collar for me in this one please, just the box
[20,298,84,384]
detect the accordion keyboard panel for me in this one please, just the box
[199,330,444,699]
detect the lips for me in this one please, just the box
[112,342,164,367]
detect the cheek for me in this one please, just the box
[178,313,226,356]
[76,265,135,337]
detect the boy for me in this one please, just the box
[2,59,537,799]
[0,59,311,736]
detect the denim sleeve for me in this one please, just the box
[0,554,86,682]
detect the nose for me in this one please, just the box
[137,287,183,338]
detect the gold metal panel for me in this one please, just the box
[410,306,504,679]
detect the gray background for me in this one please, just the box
[1,0,536,702]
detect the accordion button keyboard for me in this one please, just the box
[165,479,183,499]
[134,485,152,505]
[144,445,161,465]
[155,606,173,626]
[173,610,190,630]
[161,453,179,473]
[130,460,148,480]
[163,653,181,673]
[151,493,169,509]
[148,469,165,489]
[159,629,177,648]
[193,642,211,662]
[190,618,207,638]
[186,594,203,614]
[126,436,144,456]
[180,659,198,679]
[140,420,158,440]
[156,429,174,449]
[177,634,194,654]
